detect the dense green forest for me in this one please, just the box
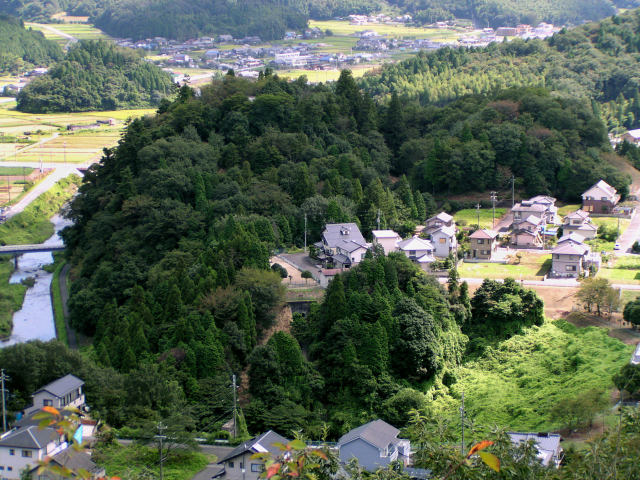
[0,15,62,74]
[361,8,640,132]
[16,40,174,112]
[47,70,626,435]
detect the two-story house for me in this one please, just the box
[397,236,435,271]
[511,202,547,226]
[372,230,401,255]
[217,431,290,480]
[430,225,457,258]
[582,180,620,214]
[314,223,369,269]
[528,195,560,224]
[469,229,498,260]
[25,375,85,416]
[562,210,598,240]
[424,212,454,236]
[337,420,411,472]
[550,238,595,278]
[0,426,65,479]
[512,214,544,248]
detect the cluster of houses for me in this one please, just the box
[312,212,458,276]
[0,374,101,480]
[216,419,562,480]
[1,68,48,96]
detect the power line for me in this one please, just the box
[155,422,167,480]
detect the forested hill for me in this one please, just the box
[58,71,625,432]
[16,40,174,112]
[0,15,63,74]
[361,8,640,132]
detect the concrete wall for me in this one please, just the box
[432,232,455,258]
[551,254,583,277]
[373,237,398,256]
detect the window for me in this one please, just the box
[477,239,484,244]
[22,450,32,458]
[9,449,14,456]
[409,250,416,256]
[251,464,264,473]
[240,462,244,469]
[439,238,446,244]
[8,467,12,471]
[229,462,234,468]
[601,197,607,201]
[43,399,52,406]
[566,265,577,272]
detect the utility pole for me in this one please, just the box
[377,208,381,230]
[304,214,307,253]
[155,422,166,480]
[475,203,481,229]
[1,369,8,432]
[490,191,498,229]
[460,392,465,455]
[511,175,515,208]
[232,374,237,438]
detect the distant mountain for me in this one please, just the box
[0,15,63,74]
[16,40,174,112]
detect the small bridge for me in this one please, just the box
[0,243,65,269]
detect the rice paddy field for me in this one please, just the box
[308,20,465,40]
[279,65,375,82]
[25,22,109,47]
[0,102,156,164]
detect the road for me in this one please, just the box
[26,23,78,49]
[0,132,60,161]
[439,276,640,290]
[4,164,84,219]
[616,210,640,255]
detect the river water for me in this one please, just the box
[1,215,71,347]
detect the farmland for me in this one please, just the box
[458,252,551,280]
[0,101,156,164]
[308,20,464,40]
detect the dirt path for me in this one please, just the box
[608,154,640,191]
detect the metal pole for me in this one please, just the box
[476,203,480,229]
[6,177,10,204]
[1,369,6,432]
[232,374,237,438]
[304,214,307,253]
[491,192,497,229]
[156,422,166,480]
[377,209,381,230]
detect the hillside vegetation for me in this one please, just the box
[16,40,174,112]
[362,8,640,132]
[0,15,63,74]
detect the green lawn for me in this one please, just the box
[454,208,506,229]
[433,320,632,431]
[621,289,640,304]
[557,204,581,216]
[591,216,630,236]
[0,167,34,176]
[0,175,80,245]
[598,256,640,284]
[94,443,209,480]
[279,65,373,83]
[459,253,551,280]
[0,258,27,338]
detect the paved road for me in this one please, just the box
[616,210,640,255]
[439,276,640,290]
[5,165,84,219]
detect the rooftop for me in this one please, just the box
[0,425,59,449]
[34,374,84,398]
[218,431,290,463]
[397,236,433,251]
[582,180,617,199]
[338,419,400,451]
[372,230,400,239]
[469,229,498,239]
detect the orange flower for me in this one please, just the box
[467,440,493,457]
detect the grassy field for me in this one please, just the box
[454,207,507,229]
[17,131,121,164]
[25,22,109,46]
[0,175,80,245]
[309,20,463,39]
[94,443,209,480]
[557,204,581,216]
[459,253,551,280]
[0,167,33,176]
[598,256,640,284]
[49,255,68,345]
[434,320,632,431]
[591,216,630,236]
[279,65,375,82]
[0,258,27,338]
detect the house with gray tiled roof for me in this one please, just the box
[314,223,369,268]
[27,449,105,479]
[508,432,563,468]
[0,425,64,479]
[217,431,290,480]
[337,420,411,471]
[469,229,498,260]
[550,237,600,278]
[562,210,598,240]
[25,374,85,415]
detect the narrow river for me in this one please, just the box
[1,214,72,347]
